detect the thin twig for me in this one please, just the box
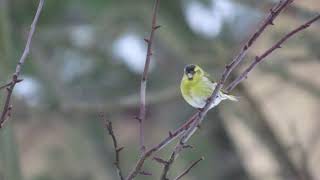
[0,0,44,128]
[222,0,294,88]
[138,0,161,154]
[101,114,125,180]
[160,150,176,180]
[125,112,198,180]
[225,14,320,92]
[0,80,23,91]
[173,157,204,180]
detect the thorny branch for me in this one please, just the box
[138,0,161,154]
[225,14,320,92]
[125,112,199,180]
[0,0,44,128]
[221,0,294,87]
[102,115,125,180]
[173,157,204,180]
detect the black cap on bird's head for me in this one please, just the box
[184,64,196,80]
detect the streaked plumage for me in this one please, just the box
[180,64,237,109]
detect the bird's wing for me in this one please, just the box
[204,71,215,83]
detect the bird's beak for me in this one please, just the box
[187,73,193,80]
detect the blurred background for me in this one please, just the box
[0,0,319,180]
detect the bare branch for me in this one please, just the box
[125,112,198,180]
[287,120,314,180]
[101,114,125,180]
[225,14,320,92]
[0,0,44,128]
[222,0,294,88]
[138,0,161,154]
[0,79,23,91]
[160,150,176,180]
[173,157,204,180]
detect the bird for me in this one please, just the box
[180,64,237,109]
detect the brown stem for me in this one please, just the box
[0,0,44,128]
[173,157,204,180]
[138,0,161,154]
[101,115,125,180]
[222,0,294,87]
[225,14,320,92]
[125,112,198,180]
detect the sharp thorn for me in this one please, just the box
[153,157,168,165]
[182,144,193,149]
[134,116,142,122]
[139,171,152,176]
[116,147,124,153]
[154,25,161,30]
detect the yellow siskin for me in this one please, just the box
[180,64,237,109]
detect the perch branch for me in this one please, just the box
[138,0,161,154]
[225,14,320,92]
[102,115,125,180]
[0,0,44,128]
[173,157,204,180]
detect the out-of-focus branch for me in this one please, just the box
[287,120,314,180]
[0,80,22,90]
[173,157,203,180]
[226,14,320,92]
[0,0,44,128]
[138,0,161,154]
[101,115,125,180]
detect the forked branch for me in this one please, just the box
[174,157,204,180]
[101,114,125,180]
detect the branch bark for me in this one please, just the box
[226,14,320,92]
[102,115,125,180]
[125,112,198,180]
[0,0,44,128]
[138,0,161,154]
[173,157,203,180]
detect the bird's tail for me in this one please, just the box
[222,93,238,101]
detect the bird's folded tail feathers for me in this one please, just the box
[223,93,238,101]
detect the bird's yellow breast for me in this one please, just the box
[180,76,214,108]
